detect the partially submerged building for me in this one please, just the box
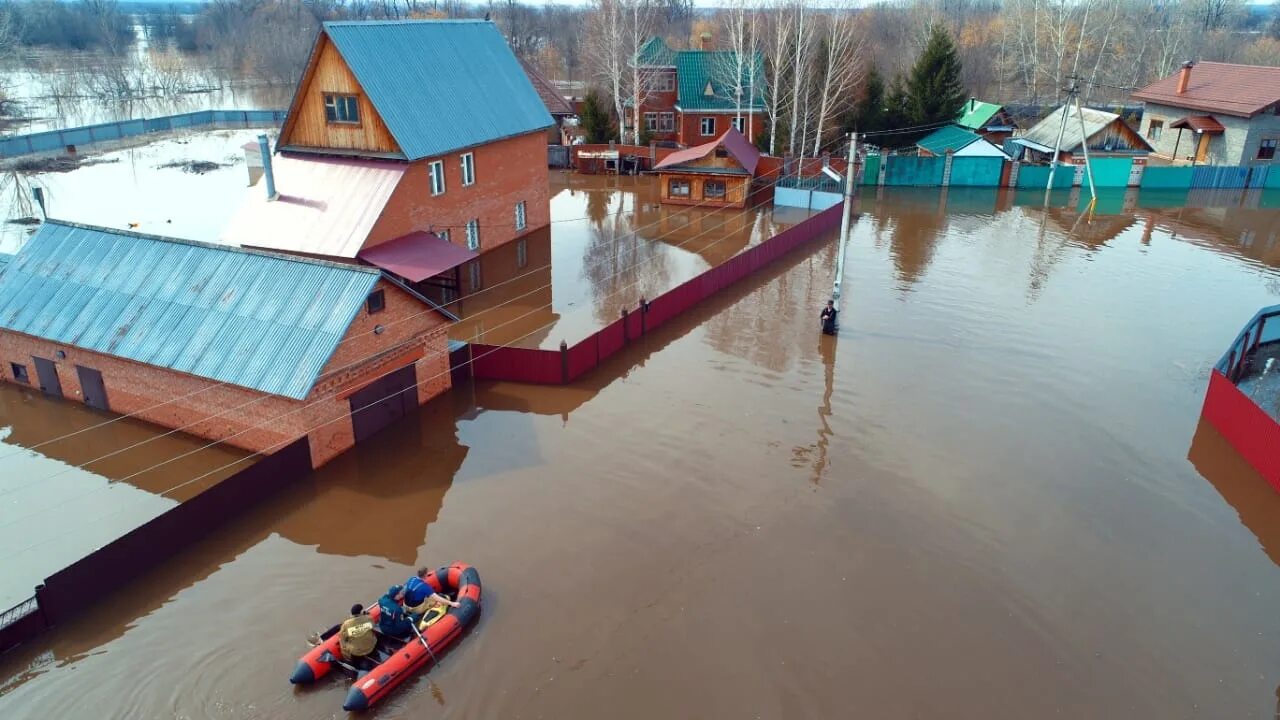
[224,20,554,304]
[955,98,1017,145]
[916,125,1010,159]
[1009,105,1150,163]
[633,36,767,146]
[0,222,454,468]
[653,128,760,208]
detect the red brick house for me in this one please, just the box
[224,20,554,304]
[632,37,767,147]
[0,222,453,469]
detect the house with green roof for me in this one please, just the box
[633,36,767,147]
[955,97,1018,145]
[916,125,1010,159]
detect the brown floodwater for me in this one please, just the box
[3,187,1280,718]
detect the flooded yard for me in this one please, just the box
[2,185,1280,718]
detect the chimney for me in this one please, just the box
[969,97,976,111]
[257,134,277,201]
[700,31,712,50]
[1176,61,1194,95]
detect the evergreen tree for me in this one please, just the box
[905,24,967,129]
[879,73,912,149]
[843,64,886,136]
[580,90,614,144]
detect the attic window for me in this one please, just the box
[703,81,714,97]
[324,94,360,124]
[367,289,386,314]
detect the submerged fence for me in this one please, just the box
[468,203,844,385]
[0,437,310,653]
[0,109,288,158]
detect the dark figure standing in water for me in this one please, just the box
[820,300,838,335]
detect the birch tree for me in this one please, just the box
[763,0,795,155]
[787,1,810,156]
[586,0,655,144]
[809,5,863,156]
[627,0,657,145]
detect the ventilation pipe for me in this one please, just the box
[257,134,277,201]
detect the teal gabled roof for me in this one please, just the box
[675,50,767,111]
[0,222,385,400]
[956,100,1005,130]
[637,37,677,66]
[318,21,553,161]
[917,125,983,155]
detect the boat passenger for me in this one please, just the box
[376,585,414,639]
[338,603,377,660]
[404,567,461,615]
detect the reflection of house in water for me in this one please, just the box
[1142,204,1280,268]
[629,193,773,266]
[864,189,950,288]
[448,226,559,347]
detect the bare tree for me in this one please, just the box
[763,0,795,155]
[586,0,628,141]
[809,5,863,156]
[628,0,657,145]
[787,0,809,156]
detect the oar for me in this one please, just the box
[408,616,440,667]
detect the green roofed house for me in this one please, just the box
[632,35,767,146]
[955,98,1018,145]
[916,125,1010,159]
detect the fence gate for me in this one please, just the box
[548,146,569,168]
[349,364,417,443]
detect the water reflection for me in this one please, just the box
[864,188,949,290]
[1188,417,1280,567]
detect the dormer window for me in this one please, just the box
[324,94,360,124]
[703,81,714,97]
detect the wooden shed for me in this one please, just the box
[652,128,761,209]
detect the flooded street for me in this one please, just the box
[3,188,1280,718]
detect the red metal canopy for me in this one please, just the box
[357,231,478,282]
[1170,115,1226,134]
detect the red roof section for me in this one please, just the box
[1131,62,1280,118]
[358,231,478,282]
[653,128,761,175]
[518,58,575,117]
[1170,115,1226,134]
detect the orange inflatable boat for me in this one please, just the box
[289,562,481,711]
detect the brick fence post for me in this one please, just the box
[559,340,569,384]
[621,307,630,342]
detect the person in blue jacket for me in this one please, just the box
[403,567,461,616]
[376,585,413,639]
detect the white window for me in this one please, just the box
[460,152,475,186]
[704,180,727,199]
[468,260,482,290]
[323,94,359,124]
[659,112,675,132]
[1148,118,1164,142]
[516,238,528,269]
[465,219,480,250]
[700,117,716,136]
[429,160,445,196]
[515,201,527,231]
[669,179,690,197]
[438,229,450,244]
[644,113,659,132]
[648,72,675,92]
[731,116,746,133]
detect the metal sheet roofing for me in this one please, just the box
[518,58,575,116]
[955,99,1004,130]
[358,231,478,283]
[321,20,554,160]
[654,128,760,175]
[1131,62,1280,118]
[0,222,382,400]
[917,125,982,155]
[675,50,767,112]
[1020,105,1149,153]
[220,154,404,259]
[637,37,677,67]
[1170,114,1227,134]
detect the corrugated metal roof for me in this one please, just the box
[955,100,1004,130]
[0,222,382,400]
[358,231,478,282]
[221,155,405,259]
[654,128,760,174]
[917,125,982,155]
[1020,105,1144,153]
[321,20,554,161]
[1170,114,1226,133]
[637,37,677,67]
[519,58,575,116]
[675,50,767,111]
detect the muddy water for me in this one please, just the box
[450,172,812,349]
[0,384,248,608]
[3,189,1280,718]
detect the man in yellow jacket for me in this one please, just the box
[338,603,377,661]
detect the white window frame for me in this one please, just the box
[460,152,475,187]
[650,73,675,92]
[429,160,446,196]
[731,116,746,133]
[704,180,727,199]
[658,112,675,133]
[700,117,716,136]
[1148,118,1163,142]
[465,219,480,250]
[669,179,690,198]
[515,201,527,231]
[324,93,359,124]
[644,112,659,132]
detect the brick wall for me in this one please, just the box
[0,280,454,470]
[366,130,551,254]
[678,112,765,146]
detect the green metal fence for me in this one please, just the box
[884,156,945,186]
[949,157,1003,187]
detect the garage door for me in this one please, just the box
[348,364,418,443]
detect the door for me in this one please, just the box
[1196,133,1211,163]
[32,357,62,398]
[348,364,417,443]
[76,365,108,411]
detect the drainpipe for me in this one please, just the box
[257,134,277,200]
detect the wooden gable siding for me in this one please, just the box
[279,35,401,156]
[683,154,745,171]
[1087,119,1148,152]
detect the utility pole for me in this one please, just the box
[833,131,856,308]
[1073,81,1097,208]
[1044,76,1074,202]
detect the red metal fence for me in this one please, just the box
[470,203,844,385]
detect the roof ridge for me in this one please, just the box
[324,19,491,27]
[39,219,380,274]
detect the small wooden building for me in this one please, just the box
[1010,105,1151,163]
[652,128,760,208]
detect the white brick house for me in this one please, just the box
[1131,61,1280,166]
